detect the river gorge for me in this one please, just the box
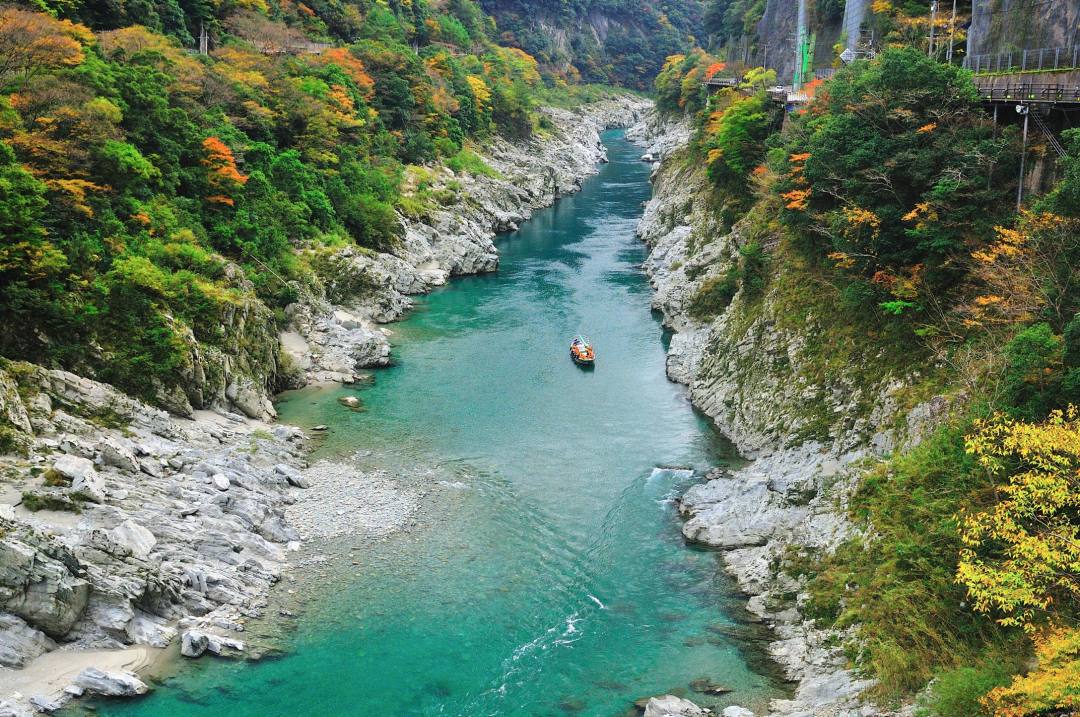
[75,131,781,716]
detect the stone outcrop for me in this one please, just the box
[631,111,940,716]
[0,362,308,710]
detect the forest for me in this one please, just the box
[0,0,558,404]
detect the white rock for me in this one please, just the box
[721,708,754,717]
[110,520,156,560]
[332,309,363,330]
[127,613,176,648]
[0,700,34,717]
[212,473,230,491]
[49,455,94,483]
[180,629,209,657]
[98,438,139,473]
[73,667,149,697]
[0,614,56,668]
[274,464,310,489]
[644,695,711,717]
[28,695,64,713]
[180,629,244,658]
[71,472,105,504]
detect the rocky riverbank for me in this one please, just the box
[280,94,652,388]
[0,95,652,714]
[629,110,941,717]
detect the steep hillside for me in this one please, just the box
[640,47,1080,716]
[479,0,704,88]
[0,0,649,421]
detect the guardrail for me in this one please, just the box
[704,76,739,88]
[964,46,1080,75]
[974,81,1080,104]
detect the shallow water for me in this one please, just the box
[94,131,781,717]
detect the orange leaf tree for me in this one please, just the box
[201,137,248,206]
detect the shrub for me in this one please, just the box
[446,148,500,178]
[689,268,739,320]
[923,665,1013,717]
[1001,323,1064,420]
[21,491,83,513]
[803,423,1013,698]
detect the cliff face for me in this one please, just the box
[478,0,703,88]
[967,0,1079,55]
[752,0,847,85]
[630,112,948,716]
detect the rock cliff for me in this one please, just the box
[0,361,307,711]
[631,111,947,716]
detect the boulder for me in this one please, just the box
[110,520,156,561]
[73,667,149,697]
[98,439,140,473]
[274,464,310,489]
[0,536,90,637]
[49,455,94,484]
[258,515,298,544]
[721,708,753,717]
[332,309,363,330]
[0,700,34,717]
[126,612,176,648]
[0,369,32,435]
[29,695,64,713]
[0,613,56,668]
[212,474,230,491]
[338,396,361,409]
[689,679,731,696]
[643,695,711,717]
[180,629,244,658]
[225,379,266,420]
[180,629,209,657]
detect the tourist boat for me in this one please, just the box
[570,336,595,366]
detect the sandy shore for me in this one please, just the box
[1,645,164,705]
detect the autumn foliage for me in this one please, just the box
[0,0,551,401]
[201,137,248,206]
[0,7,90,90]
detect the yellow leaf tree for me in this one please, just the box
[958,407,1080,629]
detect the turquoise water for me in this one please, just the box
[94,131,781,716]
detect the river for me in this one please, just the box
[92,131,781,717]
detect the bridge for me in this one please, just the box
[703,76,739,90]
[703,44,1080,112]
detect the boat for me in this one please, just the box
[570,335,595,366]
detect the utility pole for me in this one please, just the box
[945,0,957,63]
[1016,104,1029,211]
[928,0,938,57]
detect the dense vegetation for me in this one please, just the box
[478,0,703,89]
[656,44,1080,716]
[0,0,590,404]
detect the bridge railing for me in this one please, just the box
[704,76,739,88]
[974,81,1080,104]
[964,46,1080,75]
